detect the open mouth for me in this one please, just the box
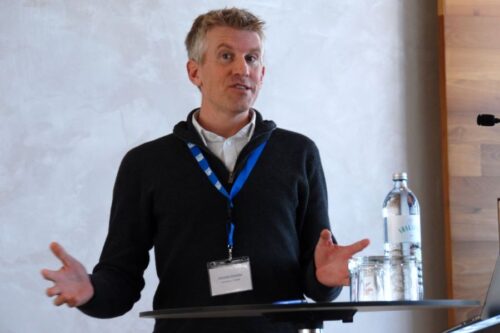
[231,83,251,91]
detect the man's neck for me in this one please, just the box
[197,108,252,138]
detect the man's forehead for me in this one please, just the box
[207,26,263,50]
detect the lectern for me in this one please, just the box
[140,299,479,333]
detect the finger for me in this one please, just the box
[345,238,370,255]
[317,229,334,246]
[54,294,67,306]
[341,277,351,286]
[41,269,58,282]
[50,242,74,266]
[46,286,61,297]
[66,296,78,308]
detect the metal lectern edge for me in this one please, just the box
[139,299,480,320]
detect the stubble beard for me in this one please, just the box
[223,89,258,115]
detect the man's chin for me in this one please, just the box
[234,106,253,114]
[226,102,253,114]
[236,98,257,110]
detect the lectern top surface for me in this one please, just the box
[140,300,480,320]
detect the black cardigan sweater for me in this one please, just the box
[79,110,341,332]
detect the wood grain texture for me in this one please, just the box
[450,177,500,209]
[446,80,500,116]
[440,0,500,326]
[445,16,500,49]
[445,0,500,17]
[453,241,498,276]
[482,144,500,175]
[447,48,500,81]
[449,143,481,176]
[452,240,498,319]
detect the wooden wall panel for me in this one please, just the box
[445,16,500,49]
[446,80,500,116]
[447,48,500,81]
[481,144,500,176]
[449,144,481,176]
[444,0,500,17]
[453,241,498,318]
[440,0,500,326]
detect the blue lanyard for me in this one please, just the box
[187,140,268,260]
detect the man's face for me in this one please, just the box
[187,26,265,116]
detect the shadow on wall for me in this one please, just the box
[402,1,446,333]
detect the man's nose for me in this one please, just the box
[233,56,250,76]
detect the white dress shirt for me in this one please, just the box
[192,110,256,172]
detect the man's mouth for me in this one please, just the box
[231,83,251,91]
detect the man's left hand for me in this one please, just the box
[314,229,370,287]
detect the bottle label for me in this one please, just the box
[386,215,421,243]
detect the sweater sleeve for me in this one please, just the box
[78,148,154,318]
[299,141,342,302]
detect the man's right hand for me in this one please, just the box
[41,242,94,307]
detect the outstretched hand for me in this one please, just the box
[314,229,370,287]
[41,242,94,307]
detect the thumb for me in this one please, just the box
[317,229,334,246]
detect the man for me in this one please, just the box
[41,8,369,333]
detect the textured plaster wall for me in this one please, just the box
[0,1,445,332]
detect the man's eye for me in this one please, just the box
[221,53,233,61]
[245,55,258,63]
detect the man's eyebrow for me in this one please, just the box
[216,43,262,53]
[216,43,234,50]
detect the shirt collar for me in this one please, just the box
[192,110,256,145]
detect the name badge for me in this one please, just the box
[207,257,253,296]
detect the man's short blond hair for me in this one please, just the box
[185,8,265,63]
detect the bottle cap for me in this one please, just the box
[392,172,408,181]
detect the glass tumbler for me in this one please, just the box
[349,256,386,301]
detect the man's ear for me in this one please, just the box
[187,59,202,88]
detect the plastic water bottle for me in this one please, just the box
[382,172,423,299]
